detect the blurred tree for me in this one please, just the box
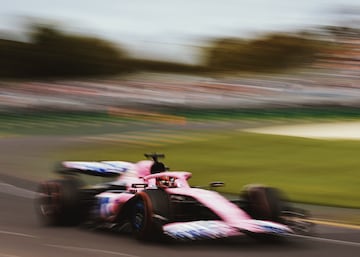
[29,25,128,76]
[0,24,129,78]
[204,33,322,73]
[0,39,30,77]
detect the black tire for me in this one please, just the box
[241,185,284,222]
[130,189,171,241]
[35,177,84,226]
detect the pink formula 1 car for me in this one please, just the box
[35,154,313,241]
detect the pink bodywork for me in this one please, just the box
[96,162,292,238]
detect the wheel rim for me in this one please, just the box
[132,198,146,232]
[38,183,61,217]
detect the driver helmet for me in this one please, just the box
[156,176,177,188]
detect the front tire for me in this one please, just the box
[241,185,284,221]
[130,189,171,241]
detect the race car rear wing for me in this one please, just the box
[56,161,134,177]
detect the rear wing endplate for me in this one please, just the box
[57,161,134,177]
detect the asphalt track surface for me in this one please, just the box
[0,135,360,257]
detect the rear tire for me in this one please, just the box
[35,177,84,226]
[241,185,283,221]
[130,189,171,241]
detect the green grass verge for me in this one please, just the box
[2,107,360,135]
[0,111,136,135]
[52,131,360,208]
[164,107,360,121]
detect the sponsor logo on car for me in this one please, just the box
[164,221,238,240]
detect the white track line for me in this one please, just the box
[0,230,37,239]
[0,253,22,257]
[46,244,140,257]
[291,234,360,247]
[0,182,36,199]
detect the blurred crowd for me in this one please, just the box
[0,66,360,113]
[1,28,360,113]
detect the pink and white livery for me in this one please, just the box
[35,153,312,241]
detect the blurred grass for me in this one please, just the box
[1,110,359,208]
[0,112,130,135]
[2,107,360,135]
[164,107,360,121]
[52,130,360,208]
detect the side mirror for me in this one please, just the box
[131,183,148,188]
[209,181,225,188]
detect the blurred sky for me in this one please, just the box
[0,0,359,63]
